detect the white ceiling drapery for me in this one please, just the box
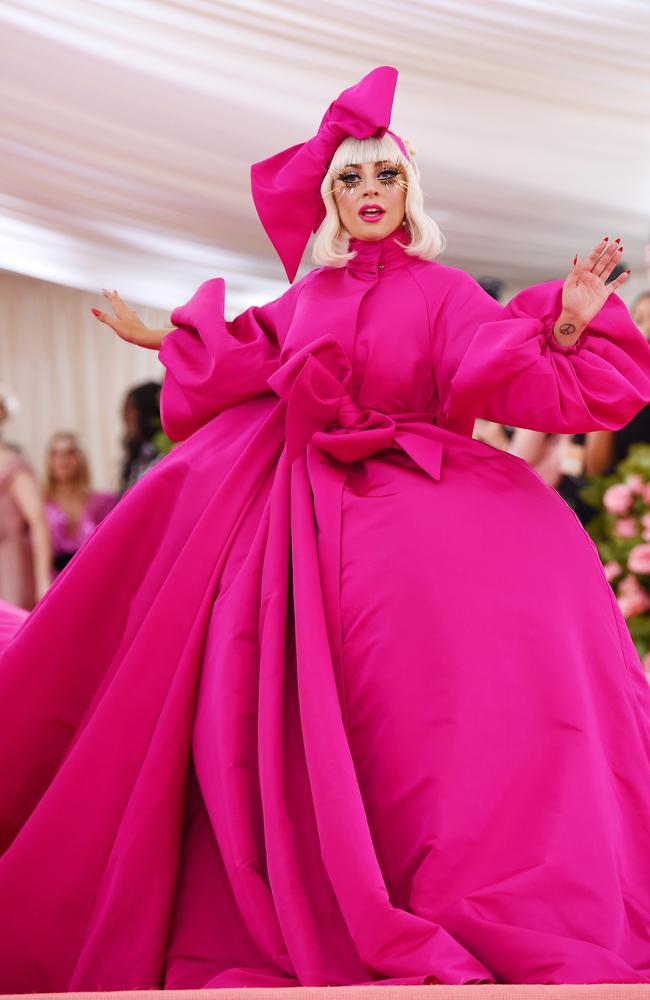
[1,0,649,314]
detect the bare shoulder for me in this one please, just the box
[0,445,26,474]
[0,448,34,493]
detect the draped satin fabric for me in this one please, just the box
[1,232,650,989]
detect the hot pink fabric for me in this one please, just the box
[1,230,650,989]
[0,599,27,646]
[250,66,409,282]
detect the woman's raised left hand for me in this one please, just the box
[551,237,631,346]
[562,237,630,328]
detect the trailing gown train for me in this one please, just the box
[2,232,650,988]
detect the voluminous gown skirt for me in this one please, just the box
[1,270,650,988]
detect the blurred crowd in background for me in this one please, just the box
[0,379,170,609]
[0,284,649,614]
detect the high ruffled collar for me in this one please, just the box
[347,225,412,278]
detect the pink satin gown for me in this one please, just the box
[1,232,650,989]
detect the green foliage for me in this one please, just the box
[618,442,650,477]
[579,476,617,512]
[152,429,174,456]
[579,443,650,667]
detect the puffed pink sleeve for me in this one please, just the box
[435,271,650,434]
[158,276,305,441]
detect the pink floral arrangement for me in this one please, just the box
[582,444,650,680]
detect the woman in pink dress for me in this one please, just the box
[44,431,115,577]
[1,67,650,989]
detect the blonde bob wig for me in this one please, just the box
[312,134,445,269]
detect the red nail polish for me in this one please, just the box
[91,307,101,316]
[615,237,621,244]
[573,254,577,265]
[603,236,609,241]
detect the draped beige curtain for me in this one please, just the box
[1,2,648,310]
[0,271,169,490]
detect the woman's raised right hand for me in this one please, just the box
[91,289,171,350]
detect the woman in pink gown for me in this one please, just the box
[43,431,115,577]
[1,67,650,990]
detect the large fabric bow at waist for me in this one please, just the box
[267,337,444,482]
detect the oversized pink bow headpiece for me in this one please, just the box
[250,66,409,283]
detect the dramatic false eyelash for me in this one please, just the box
[382,173,408,193]
[331,163,407,197]
[378,169,405,191]
[326,180,355,199]
[329,183,353,199]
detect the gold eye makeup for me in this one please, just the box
[336,170,362,191]
[377,165,407,191]
[332,161,407,197]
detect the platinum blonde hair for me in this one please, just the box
[312,134,445,269]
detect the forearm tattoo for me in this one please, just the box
[557,322,577,337]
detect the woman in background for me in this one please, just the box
[44,431,115,577]
[120,381,166,494]
[0,386,51,609]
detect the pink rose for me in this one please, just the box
[618,573,642,595]
[617,574,650,617]
[604,560,623,582]
[603,483,634,515]
[628,543,650,575]
[618,594,650,618]
[615,517,638,538]
[642,483,650,504]
[643,653,650,679]
[642,513,650,529]
[625,474,645,494]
